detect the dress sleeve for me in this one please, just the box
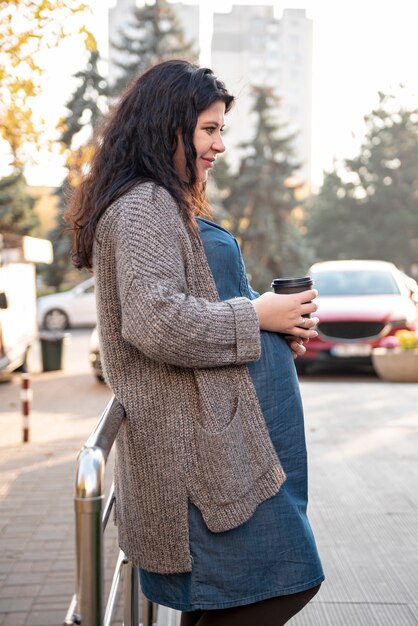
[113,185,261,368]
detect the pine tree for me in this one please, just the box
[218,87,310,293]
[45,51,108,290]
[0,171,38,236]
[307,91,418,273]
[60,50,108,147]
[305,169,363,261]
[111,0,196,96]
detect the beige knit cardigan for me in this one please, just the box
[93,182,286,573]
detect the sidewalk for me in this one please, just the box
[293,375,418,626]
[1,334,418,625]
[0,334,114,626]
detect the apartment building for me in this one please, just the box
[211,6,313,183]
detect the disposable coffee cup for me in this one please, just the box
[271,276,314,317]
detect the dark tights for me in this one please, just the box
[180,584,320,626]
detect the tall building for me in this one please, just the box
[211,6,313,184]
[108,0,199,88]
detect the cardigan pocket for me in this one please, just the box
[195,395,271,506]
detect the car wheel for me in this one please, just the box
[43,309,69,331]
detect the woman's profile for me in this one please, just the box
[66,59,324,626]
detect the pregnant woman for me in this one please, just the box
[141,217,324,624]
[65,59,324,626]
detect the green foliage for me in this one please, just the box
[43,183,71,289]
[216,87,311,293]
[45,50,107,290]
[0,171,38,235]
[59,50,108,147]
[308,92,418,271]
[111,0,196,96]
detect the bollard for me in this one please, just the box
[21,373,32,443]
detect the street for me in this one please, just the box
[0,330,417,625]
[295,374,418,625]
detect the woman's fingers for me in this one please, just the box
[298,316,319,330]
[297,289,318,319]
[301,301,318,316]
[286,336,307,359]
[289,316,319,338]
[290,327,318,339]
[296,288,318,302]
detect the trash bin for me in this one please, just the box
[39,332,67,372]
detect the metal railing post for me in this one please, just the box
[144,597,154,626]
[74,446,106,626]
[64,396,163,626]
[122,561,140,626]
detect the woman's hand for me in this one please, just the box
[251,290,319,338]
[286,337,309,359]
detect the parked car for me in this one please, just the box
[37,277,96,330]
[297,260,418,372]
[89,326,104,382]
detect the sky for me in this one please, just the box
[25,0,418,188]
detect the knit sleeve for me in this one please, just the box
[113,184,261,368]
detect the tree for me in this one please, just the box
[0,172,38,235]
[0,0,93,170]
[45,50,108,290]
[216,87,310,293]
[305,169,364,261]
[59,50,108,149]
[111,0,196,96]
[308,92,418,272]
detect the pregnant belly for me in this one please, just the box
[248,331,296,388]
[247,331,303,442]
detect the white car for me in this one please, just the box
[89,326,104,382]
[37,277,97,330]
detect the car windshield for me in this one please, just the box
[312,270,401,296]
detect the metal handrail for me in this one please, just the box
[63,395,155,626]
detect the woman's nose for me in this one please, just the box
[213,134,226,153]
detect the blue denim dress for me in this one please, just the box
[140,218,324,611]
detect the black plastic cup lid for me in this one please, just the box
[271,276,313,288]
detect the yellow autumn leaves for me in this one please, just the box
[0,0,96,169]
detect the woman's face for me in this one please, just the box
[173,100,226,183]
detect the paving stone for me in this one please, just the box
[1,613,28,626]
[32,588,71,613]
[40,582,73,597]
[25,610,66,626]
[0,598,33,613]
[49,559,73,572]
[0,586,41,600]
[3,574,45,586]
[10,562,33,574]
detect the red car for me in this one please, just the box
[297,260,418,373]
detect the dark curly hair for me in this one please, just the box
[65,59,234,269]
